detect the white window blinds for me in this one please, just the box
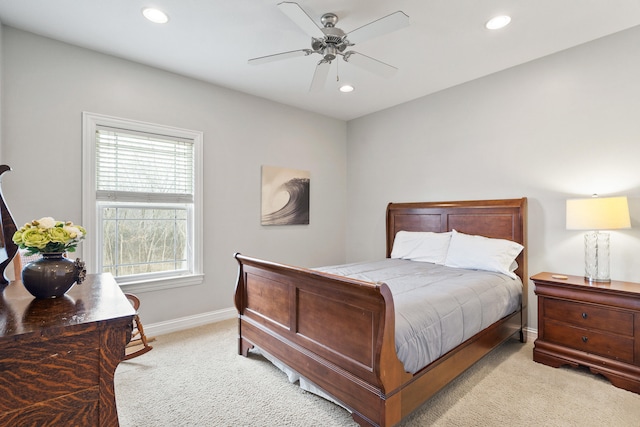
[95,126,194,203]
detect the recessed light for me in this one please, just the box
[142,8,169,24]
[339,84,354,93]
[485,15,511,30]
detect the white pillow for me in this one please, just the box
[444,229,523,279]
[391,231,452,265]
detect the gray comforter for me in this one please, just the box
[316,259,522,374]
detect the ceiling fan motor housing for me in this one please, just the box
[323,27,347,44]
[312,25,350,61]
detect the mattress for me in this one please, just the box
[316,258,522,374]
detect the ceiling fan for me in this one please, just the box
[248,2,410,92]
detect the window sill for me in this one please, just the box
[117,273,204,294]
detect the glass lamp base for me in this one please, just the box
[585,276,611,283]
[584,231,610,283]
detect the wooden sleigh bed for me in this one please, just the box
[234,198,527,427]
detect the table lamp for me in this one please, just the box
[566,195,631,283]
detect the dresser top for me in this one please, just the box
[0,273,135,338]
[531,272,640,296]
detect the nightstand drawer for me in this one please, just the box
[545,320,634,363]
[544,298,634,336]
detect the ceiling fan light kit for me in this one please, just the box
[248,1,410,92]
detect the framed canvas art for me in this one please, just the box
[261,166,310,225]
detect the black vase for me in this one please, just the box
[21,253,85,299]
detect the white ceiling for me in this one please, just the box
[1,1,639,121]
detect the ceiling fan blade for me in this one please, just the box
[277,1,325,39]
[248,49,313,65]
[346,11,409,45]
[343,51,397,78]
[309,60,331,92]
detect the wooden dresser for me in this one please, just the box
[0,273,135,426]
[532,272,640,393]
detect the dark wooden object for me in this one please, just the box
[0,274,135,426]
[123,293,153,360]
[532,272,640,394]
[0,165,18,288]
[234,198,527,427]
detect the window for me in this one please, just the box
[83,112,203,291]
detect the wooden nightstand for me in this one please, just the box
[532,272,640,394]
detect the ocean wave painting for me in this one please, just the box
[261,165,310,225]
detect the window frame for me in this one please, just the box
[82,112,204,292]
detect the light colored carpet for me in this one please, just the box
[115,319,640,426]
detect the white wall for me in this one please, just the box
[346,25,640,329]
[4,23,640,333]
[0,17,3,162]
[1,27,347,325]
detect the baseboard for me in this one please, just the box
[144,307,236,337]
[526,326,538,342]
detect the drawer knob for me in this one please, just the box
[582,336,589,343]
[581,312,588,319]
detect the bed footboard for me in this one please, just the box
[234,253,411,426]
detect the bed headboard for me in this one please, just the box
[386,198,527,282]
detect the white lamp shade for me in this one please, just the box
[566,196,631,230]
